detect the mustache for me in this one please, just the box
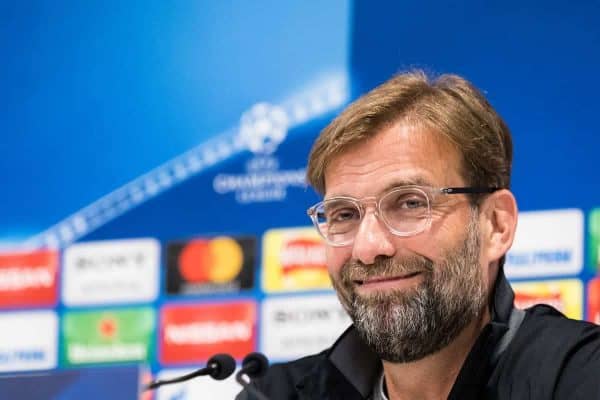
[341,255,434,283]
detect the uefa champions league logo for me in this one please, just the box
[213,102,305,203]
[238,103,289,155]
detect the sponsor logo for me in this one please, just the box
[155,368,241,400]
[587,278,600,323]
[62,238,160,305]
[261,295,351,360]
[160,301,256,364]
[212,103,306,204]
[61,308,154,366]
[165,321,251,345]
[0,311,58,372]
[512,279,583,319]
[262,227,330,292]
[505,209,583,278]
[166,236,255,295]
[589,209,600,270]
[0,250,58,308]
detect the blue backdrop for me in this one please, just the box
[1,1,599,398]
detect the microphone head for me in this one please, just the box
[241,352,269,379]
[207,353,236,380]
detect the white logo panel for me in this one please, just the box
[155,368,241,400]
[261,294,351,360]
[63,238,160,305]
[506,209,583,278]
[0,311,57,372]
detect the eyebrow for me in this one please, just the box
[325,175,435,199]
[380,176,434,193]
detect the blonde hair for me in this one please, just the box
[306,70,512,198]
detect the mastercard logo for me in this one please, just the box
[178,237,244,284]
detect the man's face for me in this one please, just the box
[323,122,490,362]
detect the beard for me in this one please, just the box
[331,212,487,363]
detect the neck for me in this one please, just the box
[382,307,490,400]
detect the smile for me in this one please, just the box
[354,272,423,292]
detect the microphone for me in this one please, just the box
[235,352,270,400]
[144,353,236,391]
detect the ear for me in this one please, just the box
[480,189,518,267]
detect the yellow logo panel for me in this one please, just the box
[512,279,583,319]
[262,227,332,292]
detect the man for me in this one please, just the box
[237,71,600,399]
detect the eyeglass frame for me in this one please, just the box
[306,185,499,247]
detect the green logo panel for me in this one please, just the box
[61,307,155,366]
[590,209,600,271]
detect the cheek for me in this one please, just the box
[326,246,351,280]
[415,212,471,261]
[396,235,444,264]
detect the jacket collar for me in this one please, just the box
[298,268,516,399]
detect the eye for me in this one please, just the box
[382,191,429,215]
[329,207,360,222]
[399,197,427,209]
[391,193,427,208]
[321,200,360,223]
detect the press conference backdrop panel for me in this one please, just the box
[1,1,599,398]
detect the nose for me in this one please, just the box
[351,209,396,264]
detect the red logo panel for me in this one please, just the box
[160,301,257,365]
[0,250,58,308]
[588,278,600,323]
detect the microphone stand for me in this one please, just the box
[235,352,271,400]
[144,353,235,391]
[235,372,270,400]
[146,367,213,391]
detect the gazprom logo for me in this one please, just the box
[507,250,573,266]
[0,349,46,364]
[238,103,289,155]
[505,209,583,278]
[0,311,57,372]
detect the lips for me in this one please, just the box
[353,271,422,286]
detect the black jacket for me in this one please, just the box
[237,271,600,399]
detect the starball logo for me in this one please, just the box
[238,103,288,156]
[212,103,306,204]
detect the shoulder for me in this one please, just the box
[517,304,600,355]
[236,350,329,400]
[259,350,329,389]
[491,304,600,399]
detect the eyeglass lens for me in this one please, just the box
[314,188,431,244]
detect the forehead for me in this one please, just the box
[324,122,464,197]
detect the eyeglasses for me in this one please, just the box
[307,186,498,246]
